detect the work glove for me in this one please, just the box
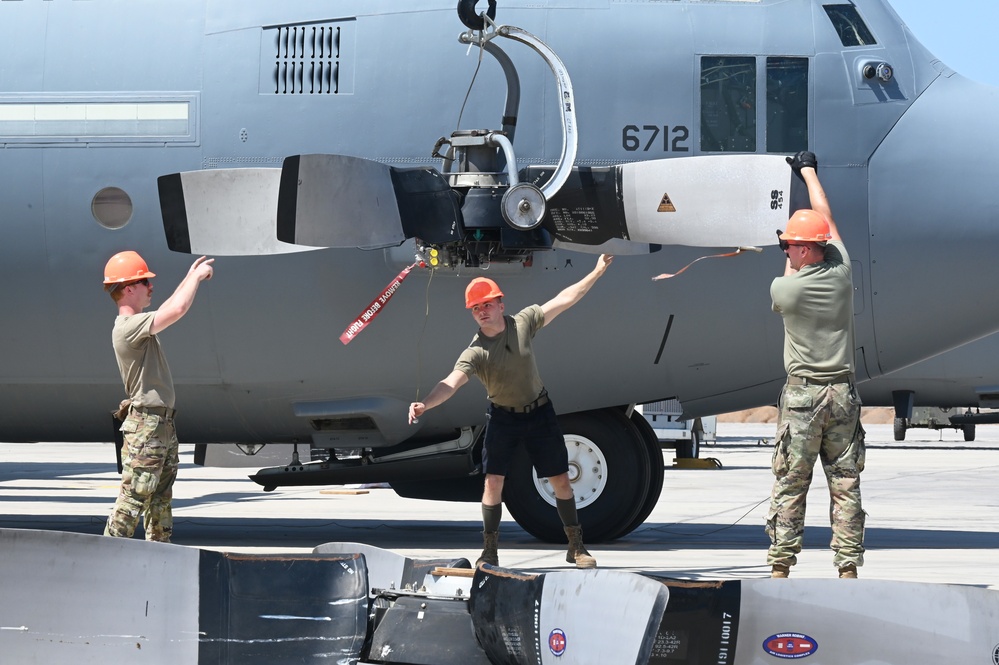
[786,150,817,172]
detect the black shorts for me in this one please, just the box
[481,400,568,478]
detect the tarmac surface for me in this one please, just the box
[1,422,997,590]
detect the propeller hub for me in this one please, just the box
[501,183,545,230]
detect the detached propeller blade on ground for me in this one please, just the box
[157,168,318,256]
[277,154,461,249]
[533,154,797,248]
[470,565,669,665]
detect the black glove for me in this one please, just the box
[786,150,817,172]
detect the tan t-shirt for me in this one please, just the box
[770,240,855,381]
[112,312,175,408]
[454,305,546,408]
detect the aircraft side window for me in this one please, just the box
[92,187,133,230]
[700,56,756,153]
[766,57,809,154]
[823,5,877,47]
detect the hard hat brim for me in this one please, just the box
[103,271,156,285]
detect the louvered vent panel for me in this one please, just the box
[270,24,341,95]
[642,399,683,417]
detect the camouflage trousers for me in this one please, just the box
[766,381,866,569]
[104,411,179,542]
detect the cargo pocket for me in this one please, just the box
[771,422,791,477]
[124,415,163,497]
[783,387,813,411]
[132,469,160,498]
[854,422,867,473]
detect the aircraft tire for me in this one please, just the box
[613,411,667,539]
[893,417,907,442]
[675,421,701,459]
[963,423,976,442]
[503,408,652,543]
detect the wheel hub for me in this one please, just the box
[532,435,608,509]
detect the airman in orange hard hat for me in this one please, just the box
[779,208,832,245]
[102,251,214,543]
[768,151,865,581]
[103,250,156,291]
[409,254,614,570]
[464,276,504,309]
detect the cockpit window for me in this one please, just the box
[767,57,808,153]
[700,55,810,155]
[823,4,877,47]
[700,56,757,152]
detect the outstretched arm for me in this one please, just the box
[152,256,214,334]
[540,254,613,326]
[409,369,469,424]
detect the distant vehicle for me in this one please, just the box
[890,406,999,442]
[855,332,999,442]
[639,400,717,459]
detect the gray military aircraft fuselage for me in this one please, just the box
[2,0,997,541]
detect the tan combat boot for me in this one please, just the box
[476,531,499,567]
[838,563,858,579]
[564,525,597,569]
[771,564,791,578]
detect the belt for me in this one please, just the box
[787,375,852,386]
[130,405,176,420]
[492,391,550,414]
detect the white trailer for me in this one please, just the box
[638,399,716,459]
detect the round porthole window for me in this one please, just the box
[91,187,133,229]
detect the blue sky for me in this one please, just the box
[887,0,998,86]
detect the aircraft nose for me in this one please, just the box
[867,74,999,374]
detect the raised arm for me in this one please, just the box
[409,369,469,424]
[540,254,613,326]
[799,167,841,242]
[151,256,214,334]
[787,151,841,242]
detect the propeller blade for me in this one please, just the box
[158,168,316,256]
[533,154,797,248]
[277,154,461,249]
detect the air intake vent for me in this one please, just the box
[265,21,353,95]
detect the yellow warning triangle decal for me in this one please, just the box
[657,193,676,213]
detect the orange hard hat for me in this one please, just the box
[779,209,831,243]
[103,250,156,285]
[465,277,503,308]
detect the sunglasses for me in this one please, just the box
[775,230,804,252]
[131,278,150,287]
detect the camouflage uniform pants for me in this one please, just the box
[766,381,866,569]
[104,411,179,542]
